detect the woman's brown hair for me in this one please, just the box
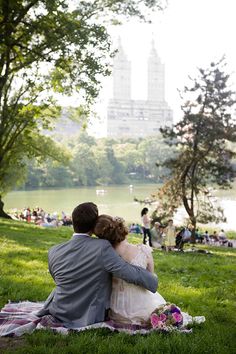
[94,214,128,246]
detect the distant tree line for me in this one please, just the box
[21,133,173,189]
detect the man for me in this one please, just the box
[182,226,192,243]
[175,226,192,250]
[38,202,158,328]
[203,230,210,244]
[218,229,228,245]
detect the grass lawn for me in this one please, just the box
[0,218,236,354]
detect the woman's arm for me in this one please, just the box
[101,241,158,293]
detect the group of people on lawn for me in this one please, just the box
[14,205,229,252]
[12,207,72,227]
[135,207,229,251]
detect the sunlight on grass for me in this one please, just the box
[5,274,51,285]
[212,249,236,257]
[0,239,32,253]
[0,218,236,354]
[10,259,48,269]
[9,226,31,231]
[163,282,207,297]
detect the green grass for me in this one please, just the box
[0,218,236,354]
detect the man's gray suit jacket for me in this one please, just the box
[39,233,158,328]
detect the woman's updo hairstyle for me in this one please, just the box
[94,214,128,246]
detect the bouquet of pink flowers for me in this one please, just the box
[150,303,183,330]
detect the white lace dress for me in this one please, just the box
[109,244,166,325]
[109,244,205,327]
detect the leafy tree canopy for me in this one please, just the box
[155,58,236,230]
[0,0,164,216]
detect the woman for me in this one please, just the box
[94,215,204,327]
[141,207,152,247]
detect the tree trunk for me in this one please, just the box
[0,196,12,219]
[190,228,196,244]
[190,218,196,244]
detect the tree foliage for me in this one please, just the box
[156,58,236,231]
[21,133,172,189]
[0,0,164,216]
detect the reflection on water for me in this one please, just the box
[174,199,236,231]
[4,184,236,230]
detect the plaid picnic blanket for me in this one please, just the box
[0,301,157,337]
[0,301,201,337]
[0,302,67,337]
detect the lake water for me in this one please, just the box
[4,183,236,230]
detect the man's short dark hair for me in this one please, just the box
[72,202,98,233]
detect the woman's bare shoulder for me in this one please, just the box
[115,242,140,262]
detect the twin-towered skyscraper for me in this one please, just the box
[107,39,173,137]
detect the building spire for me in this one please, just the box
[149,38,160,61]
[107,37,173,138]
[112,37,131,100]
[147,39,165,102]
[115,36,127,61]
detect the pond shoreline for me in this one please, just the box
[4,184,236,231]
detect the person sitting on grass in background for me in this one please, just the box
[129,223,142,234]
[150,222,163,249]
[218,229,228,245]
[182,225,192,243]
[210,231,219,244]
[175,228,184,251]
[195,229,204,243]
[202,230,210,244]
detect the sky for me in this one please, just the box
[65,0,236,136]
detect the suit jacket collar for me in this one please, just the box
[72,233,91,240]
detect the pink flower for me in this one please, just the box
[157,321,165,328]
[159,313,167,322]
[150,313,160,328]
[172,312,183,323]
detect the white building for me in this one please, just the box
[107,40,173,138]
